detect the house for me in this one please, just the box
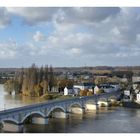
[94,84,115,94]
[133,81,140,90]
[94,85,100,94]
[108,82,121,91]
[120,78,128,83]
[132,76,140,83]
[124,90,131,96]
[73,82,94,91]
[101,84,116,93]
[136,93,140,102]
[64,87,75,96]
[73,88,80,95]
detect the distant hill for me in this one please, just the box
[54,66,140,74]
[0,68,19,73]
[0,66,140,74]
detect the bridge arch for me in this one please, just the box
[21,111,45,124]
[68,102,83,114]
[108,95,118,101]
[68,102,83,109]
[98,97,108,102]
[46,106,66,117]
[1,118,20,125]
[85,99,97,104]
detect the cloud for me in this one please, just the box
[0,40,18,59]
[55,7,121,25]
[0,39,44,60]
[6,7,121,26]
[1,7,140,66]
[6,7,58,25]
[33,31,46,42]
[0,8,11,28]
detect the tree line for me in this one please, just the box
[4,64,55,97]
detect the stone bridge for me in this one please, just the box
[0,92,121,132]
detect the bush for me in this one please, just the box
[87,91,93,96]
[97,89,104,94]
[79,89,88,96]
[40,93,62,100]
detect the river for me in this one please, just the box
[0,84,44,111]
[0,84,140,133]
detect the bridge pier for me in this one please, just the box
[32,117,49,124]
[51,111,69,119]
[85,103,99,111]
[98,101,109,108]
[70,107,85,114]
[2,122,23,132]
[109,99,119,106]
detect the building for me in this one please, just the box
[124,90,131,96]
[73,88,80,95]
[136,93,140,102]
[133,81,140,90]
[132,76,140,83]
[64,87,75,96]
[94,85,100,94]
[108,82,121,91]
[120,78,128,83]
[73,82,94,91]
[94,84,115,94]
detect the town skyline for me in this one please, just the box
[0,7,140,67]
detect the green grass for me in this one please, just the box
[40,92,75,101]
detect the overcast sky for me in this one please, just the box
[0,7,140,67]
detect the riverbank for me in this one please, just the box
[40,93,75,101]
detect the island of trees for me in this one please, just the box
[4,64,56,97]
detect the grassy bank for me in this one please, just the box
[40,92,75,101]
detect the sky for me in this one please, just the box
[0,7,140,67]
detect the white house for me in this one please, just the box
[124,90,131,96]
[73,88,80,95]
[110,84,121,91]
[133,81,140,90]
[94,84,115,94]
[64,87,75,96]
[120,78,128,83]
[73,83,94,91]
[132,76,140,83]
[94,86,100,94]
[103,86,115,93]
[136,93,140,102]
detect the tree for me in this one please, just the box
[44,65,48,81]
[79,89,89,96]
[22,69,29,96]
[14,80,21,94]
[48,65,55,92]
[96,89,104,94]
[38,66,44,83]
[94,77,109,85]
[57,79,74,92]
[87,91,93,96]
[12,68,24,94]
[34,83,43,96]
[28,64,38,96]
[4,64,56,97]
[41,80,48,95]
[4,79,14,94]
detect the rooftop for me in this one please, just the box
[74,82,95,87]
